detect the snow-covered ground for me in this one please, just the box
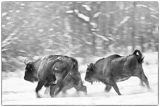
[2,52,158,105]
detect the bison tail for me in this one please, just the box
[133,49,144,63]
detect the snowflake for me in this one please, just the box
[66,10,74,13]
[20,3,25,6]
[23,20,29,24]
[74,9,79,13]
[44,5,49,8]
[93,12,101,18]
[140,16,145,20]
[119,16,130,25]
[38,29,44,33]
[9,10,13,13]
[82,5,91,11]
[2,12,8,17]
[7,22,13,25]
[16,10,20,13]
[49,28,54,31]
[6,17,11,20]
[2,25,6,28]
[78,13,90,22]
[90,22,97,28]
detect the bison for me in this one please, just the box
[49,57,87,97]
[24,55,85,98]
[50,73,87,97]
[85,50,150,95]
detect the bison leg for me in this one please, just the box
[97,76,121,95]
[74,80,87,94]
[105,85,112,92]
[62,90,67,94]
[139,72,151,89]
[35,80,45,98]
[50,84,57,97]
[140,80,145,87]
[74,84,87,95]
[44,86,50,96]
[50,81,65,97]
[52,82,64,96]
[110,78,121,95]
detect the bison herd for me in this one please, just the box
[24,50,150,98]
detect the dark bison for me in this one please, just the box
[24,55,85,98]
[85,50,150,95]
[49,57,87,97]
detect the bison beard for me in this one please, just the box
[24,55,86,98]
[85,49,150,95]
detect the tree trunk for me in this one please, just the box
[131,2,137,52]
[92,34,96,55]
[140,34,144,52]
[131,30,135,51]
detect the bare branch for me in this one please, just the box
[92,32,109,42]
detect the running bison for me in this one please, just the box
[85,50,150,95]
[49,57,87,97]
[24,55,86,98]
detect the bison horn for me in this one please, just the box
[24,58,29,65]
[24,56,33,65]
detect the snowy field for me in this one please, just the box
[2,52,158,106]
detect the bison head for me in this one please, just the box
[24,62,38,82]
[52,60,68,84]
[85,63,96,84]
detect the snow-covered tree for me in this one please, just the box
[1,1,158,72]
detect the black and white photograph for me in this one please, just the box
[1,1,159,106]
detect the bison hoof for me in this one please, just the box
[147,87,152,92]
[140,83,145,87]
[85,92,87,95]
[105,86,112,92]
[36,94,42,98]
[50,95,54,98]
[50,93,56,97]
[84,90,87,95]
[118,93,122,95]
